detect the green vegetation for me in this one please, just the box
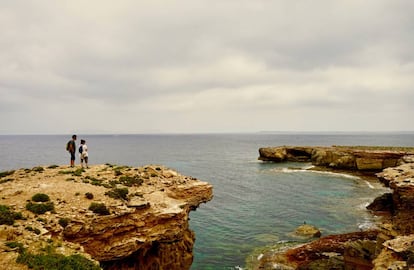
[0,204,24,225]
[31,167,45,173]
[32,193,50,202]
[85,192,94,199]
[88,202,110,215]
[25,226,41,235]
[118,175,143,187]
[5,241,25,253]
[26,193,54,214]
[26,202,55,215]
[47,165,59,169]
[0,178,13,184]
[13,243,101,270]
[58,218,70,228]
[36,217,47,223]
[0,170,15,178]
[105,188,129,200]
[73,168,85,176]
[59,168,84,177]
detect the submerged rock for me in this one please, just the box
[293,224,321,239]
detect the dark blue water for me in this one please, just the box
[0,133,412,269]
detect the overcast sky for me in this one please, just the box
[1,1,413,134]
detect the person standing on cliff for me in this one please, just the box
[66,134,77,167]
[79,139,89,168]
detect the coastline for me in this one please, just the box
[256,146,414,269]
[0,164,213,270]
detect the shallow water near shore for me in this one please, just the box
[1,132,413,269]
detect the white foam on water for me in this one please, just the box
[364,180,375,189]
[268,167,360,180]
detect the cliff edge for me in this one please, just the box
[0,164,213,270]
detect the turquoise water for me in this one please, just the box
[0,133,411,269]
[188,161,387,269]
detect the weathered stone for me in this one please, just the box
[356,158,384,171]
[293,224,321,238]
[0,164,213,270]
[259,146,413,172]
[343,240,376,270]
[367,193,393,213]
[258,147,287,162]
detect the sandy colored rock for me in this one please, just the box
[293,224,321,238]
[0,164,213,270]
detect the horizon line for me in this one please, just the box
[1,130,414,136]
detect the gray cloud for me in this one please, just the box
[1,0,414,134]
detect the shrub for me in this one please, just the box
[105,188,129,200]
[32,167,44,173]
[114,169,123,176]
[32,193,50,202]
[47,165,59,169]
[72,168,84,177]
[118,175,143,187]
[16,249,100,270]
[88,203,110,215]
[58,168,84,177]
[0,170,14,178]
[0,205,16,225]
[5,241,25,253]
[0,205,23,225]
[58,218,70,228]
[36,217,47,223]
[26,202,55,215]
[25,226,41,235]
[85,192,94,199]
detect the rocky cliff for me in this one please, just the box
[259,146,413,171]
[0,164,213,270]
[255,146,414,269]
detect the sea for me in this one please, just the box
[1,132,413,269]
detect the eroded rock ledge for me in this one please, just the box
[259,146,414,171]
[256,146,414,270]
[0,164,213,270]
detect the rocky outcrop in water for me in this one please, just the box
[0,164,213,270]
[255,146,414,269]
[259,146,413,171]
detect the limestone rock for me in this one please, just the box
[259,146,413,172]
[258,147,287,162]
[343,239,376,269]
[367,193,393,213]
[293,224,321,238]
[0,164,213,270]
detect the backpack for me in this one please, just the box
[79,145,83,154]
[66,141,70,151]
